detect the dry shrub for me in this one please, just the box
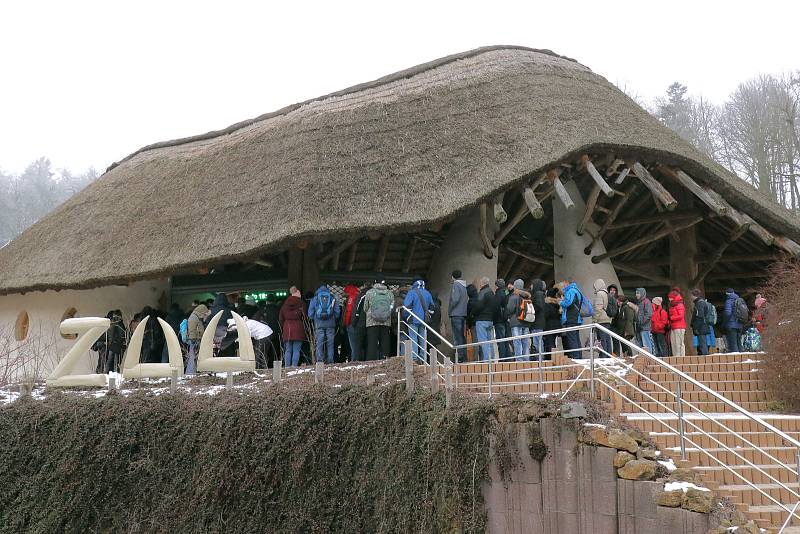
[759,260,800,411]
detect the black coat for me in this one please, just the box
[466,285,479,327]
[531,280,547,330]
[430,297,443,345]
[473,286,496,322]
[493,288,508,325]
[691,298,711,336]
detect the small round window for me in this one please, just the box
[14,311,29,341]
[60,307,78,339]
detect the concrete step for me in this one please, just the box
[664,446,798,467]
[629,389,768,404]
[659,354,763,365]
[623,400,769,414]
[718,481,800,508]
[649,430,800,450]
[623,414,800,434]
[640,378,766,393]
[693,463,800,486]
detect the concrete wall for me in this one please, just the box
[427,206,498,337]
[553,181,622,297]
[0,280,169,381]
[483,419,711,534]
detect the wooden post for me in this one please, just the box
[630,162,678,210]
[668,187,700,355]
[346,242,358,271]
[404,342,415,396]
[612,260,673,287]
[272,360,282,383]
[315,362,324,384]
[503,246,553,266]
[319,238,359,268]
[402,238,417,273]
[226,372,234,390]
[170,369,178,394]
[444,358,453,408]
[108,376,116,391]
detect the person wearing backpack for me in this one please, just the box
[342,283,361,361]
[506,279,534,361]
[559,278,586,357]
[690,289,712,356]
[543,285,562,358]
[722,288,746,353]
[308,284,341,364]
[530,279,547,360]
[634,288,654,355]
[667,288,687,357]
[402,279,434,363]
[279,287,306,367]
[591,279,613,358]
[186,302,210,374]
[364,280,394,360]
[349,284,369,361]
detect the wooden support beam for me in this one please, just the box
[612,260,673,287]
[503,246,554,266]
[705,271,769,281]
[523,186,544,219]
[374,235,390,272]
[656,166,728,216]
[581,155,614,196]
[628,253,783,268]
[319,238,360,267]
[583,181,639,255]
[479,202,494,259]
[607,209,704,230]
[577,185,602,236]
[614,167,630,185]
[700,186,750,229]
[774,236,800,257]
[592,216,703,264]
[630,161,678,210]
[738,212,775,246]
[346,242,358,272]
[331,251,340,271]
[692,225,750,286]
[493,202,528,247]
[553,176,575,209]
[606,159,624,177]
[402,238,417,273]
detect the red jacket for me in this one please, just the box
[651,304,669,334]
[668,291,687,330]
[342,284,360,327]
[279,295,306,341]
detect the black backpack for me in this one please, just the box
[605,292,618,318]
[733,297,749,324]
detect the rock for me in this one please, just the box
[608,428,639,453]
[668,468,696,482]
[681,487,714,513]
[561,402,587,419]
[656,489,683,507]
[617,459,657,481]
[581,427,612,448]
[741,521,761,534]
[637,448,658,460]
[705,529,727,534]
[627,427,649,445]
[614,451,636,468]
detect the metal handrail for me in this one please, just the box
[780,501,800,533]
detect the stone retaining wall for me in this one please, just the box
[483,418,713,534]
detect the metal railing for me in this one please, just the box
[396,306,800,526]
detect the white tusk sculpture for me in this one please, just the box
[121,315,184,379]
[48,317,111,387]
[196,311,256,373]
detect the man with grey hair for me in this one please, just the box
[472,276,496,361]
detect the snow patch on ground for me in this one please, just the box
[664,481,709,493]
[658,458,677,472]
[584,423,606,429]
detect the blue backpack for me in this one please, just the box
[179,318,189,343]
[315,290,335,321]
[579,294,594,318]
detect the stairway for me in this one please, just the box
[619,353,800,530]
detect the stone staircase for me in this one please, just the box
[619,353,800,531]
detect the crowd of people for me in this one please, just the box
[443,269,769,362]
[89,273,769,374]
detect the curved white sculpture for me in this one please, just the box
[48,317,110,387]
[196,311,256,373]
[121,316,184,379]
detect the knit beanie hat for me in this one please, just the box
[495,278,505,289]
[513,279,524,290]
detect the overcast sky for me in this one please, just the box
[1,0,797,175]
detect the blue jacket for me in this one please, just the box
[403,281,433,325]
[723,291,742,330]
[308,285,341,328]
[560,283,583,326]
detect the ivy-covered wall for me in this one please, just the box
[0,386,497,534]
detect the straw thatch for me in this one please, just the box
[1,45,798,295]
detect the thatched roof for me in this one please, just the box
[2,45,798,295]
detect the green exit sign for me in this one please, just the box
[245,290,288,301]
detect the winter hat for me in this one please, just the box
[652,297,663,306]
[635,287,646,299]
[513,279,525,290]
[495,278,506,289]
[726,288,734,294]
[755,295,766,309]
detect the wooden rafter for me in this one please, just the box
[553,175,575,209]
[374,235,390,272]
[320,238,360,267]
[583,180,639,255]
[581,155,614,196]
[606,209,703,230]
[402,238,417,273]
[503,246,554,266]
[774,236,800,257]
[612,260,673,286]
[592,216,703,264]
[479,202,494,259]
[577,185,602,236]
[629,162,678,210]
[692,224,751,286]
[627,253,784,268]
[346,242,358,272]
[656,166,728,216]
